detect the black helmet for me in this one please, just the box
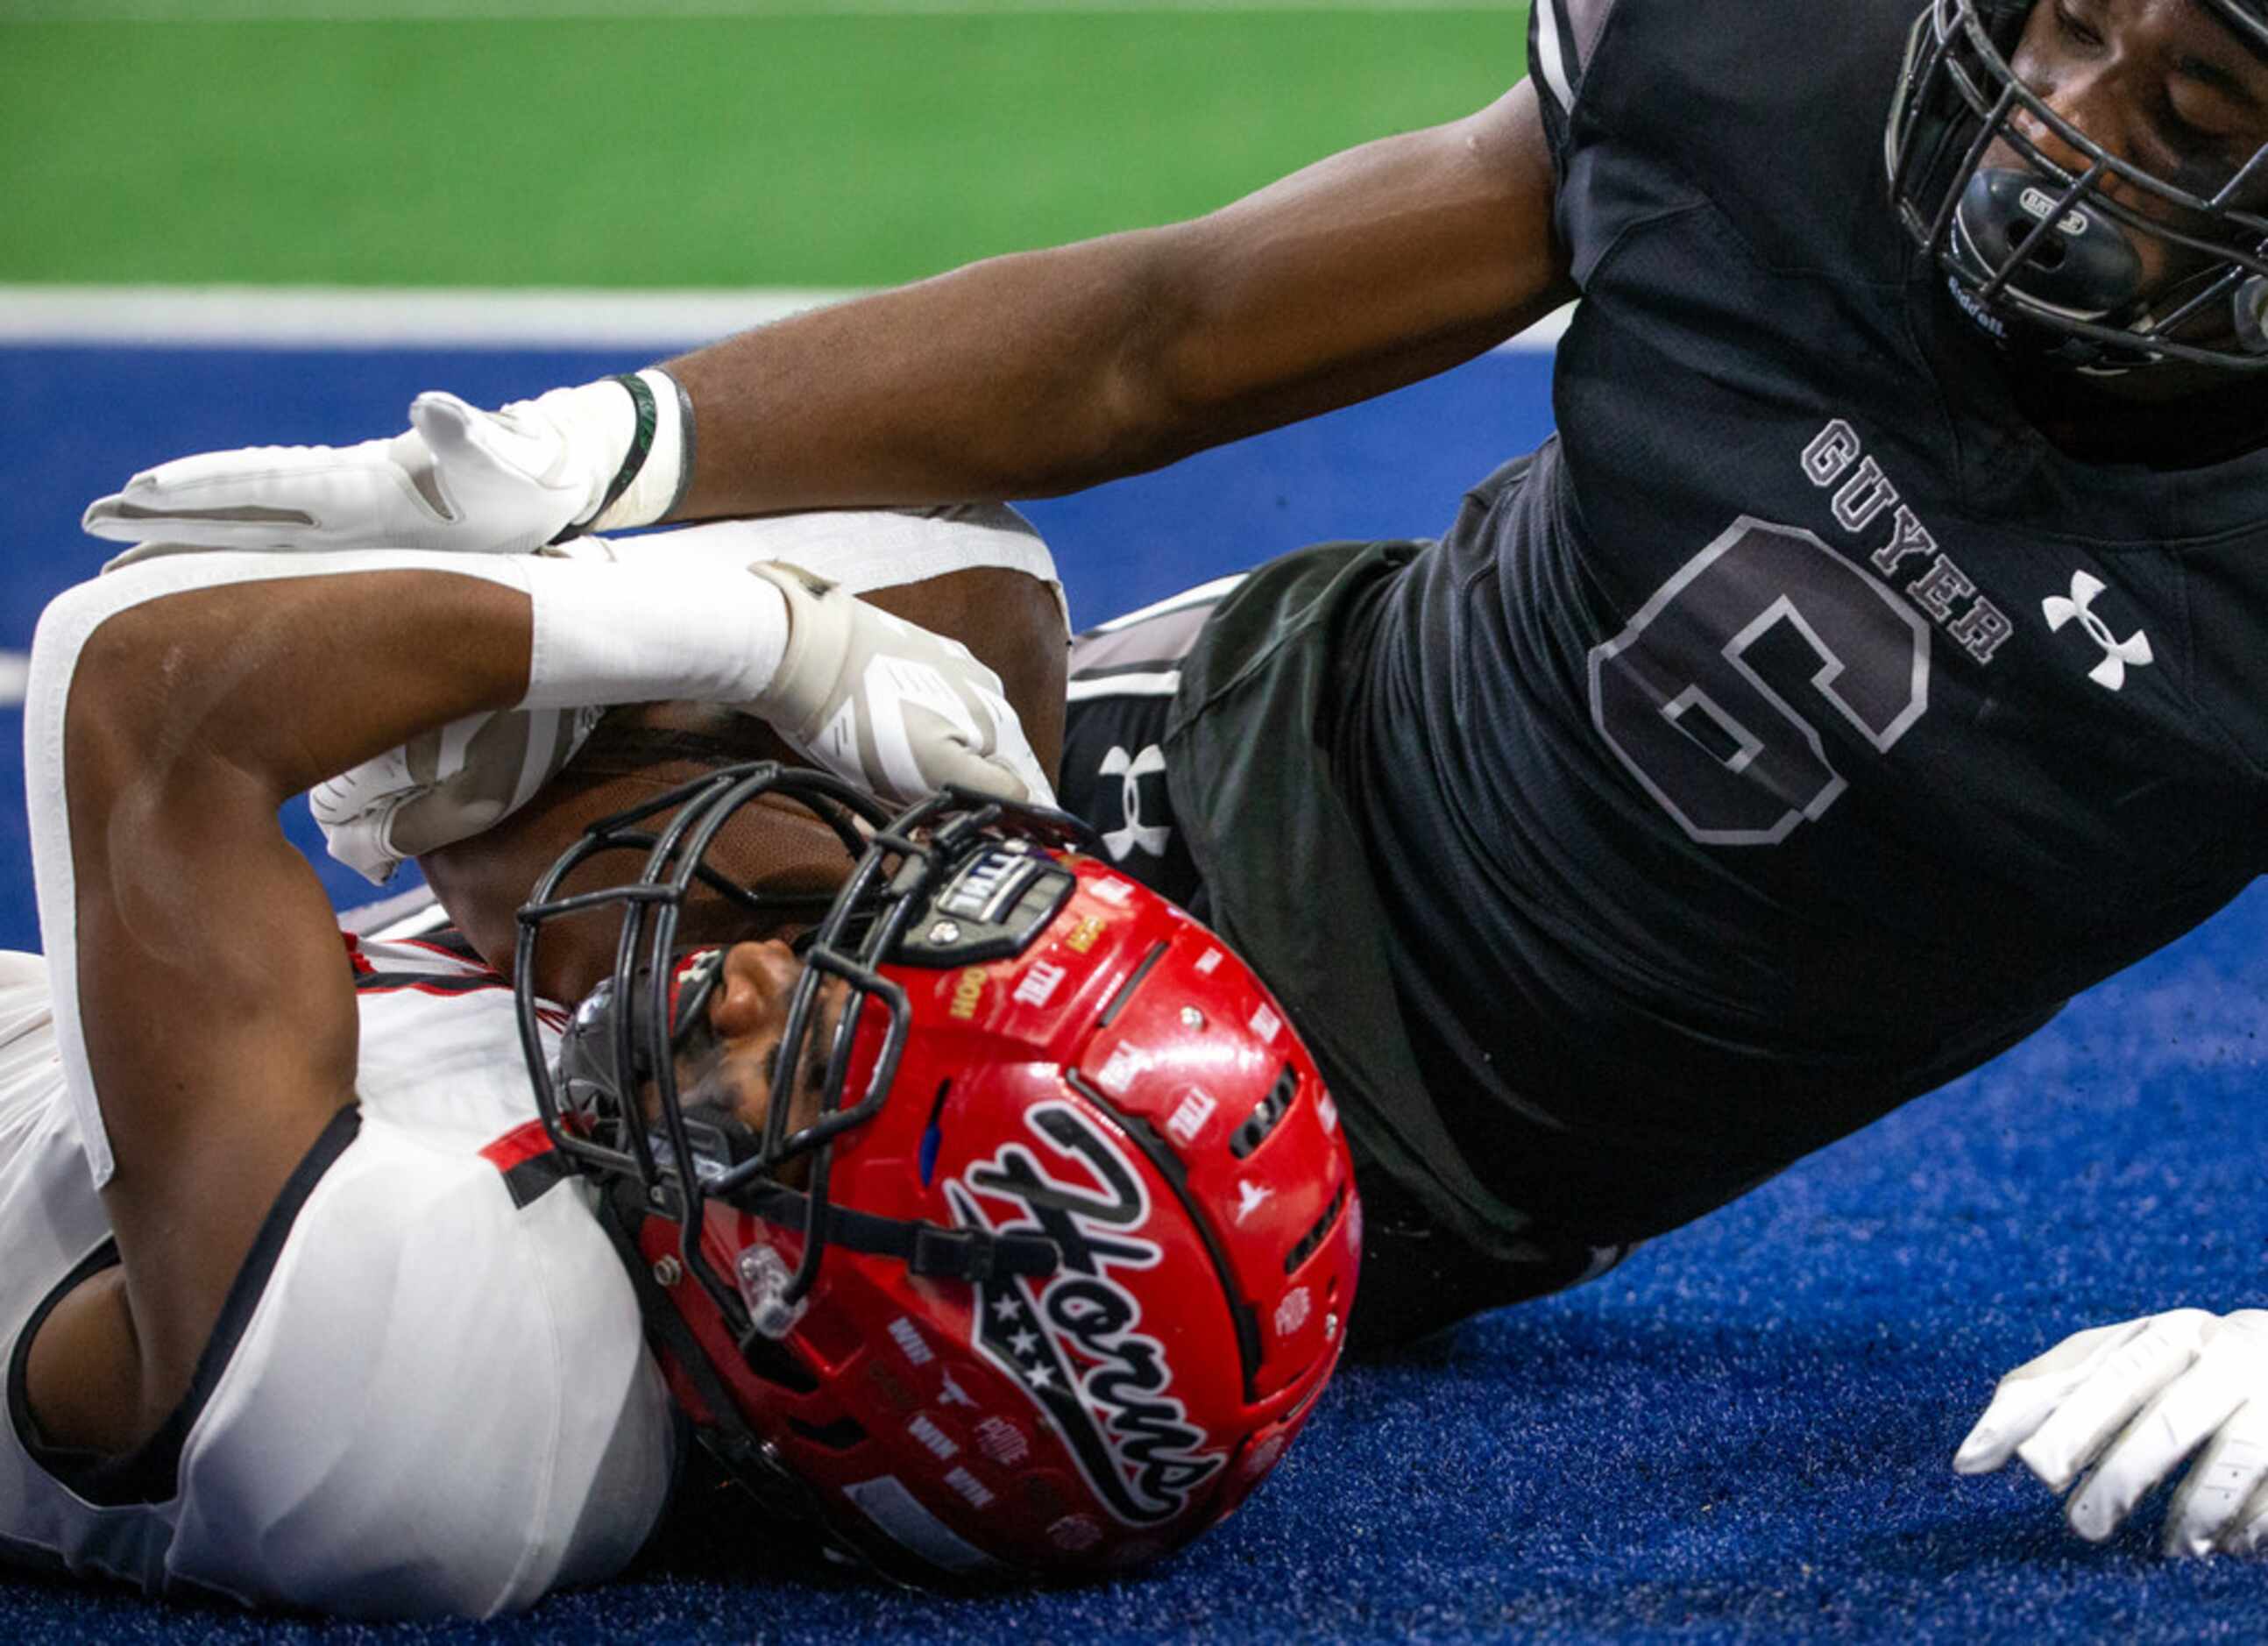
[1886,0,2268,371]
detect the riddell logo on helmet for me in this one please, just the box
[1945,273,2010,340]
[945,1103,1226,1526]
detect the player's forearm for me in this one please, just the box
[663,241,1532,520]
[665,91,1571,519]
[56,562,535,808]
[50,550,800,809]
[664,236,1191,514]
[669,254,1526,514]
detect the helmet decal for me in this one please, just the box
[946,1101,1226,1527]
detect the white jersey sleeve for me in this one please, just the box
[167,1110,675,1617]
[0,947,677,1619]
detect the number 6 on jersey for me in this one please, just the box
[1589,517,1932,846]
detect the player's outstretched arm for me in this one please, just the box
[1955,1308,2268,1554]
[663,79,1572,514]
[84,83,1569,551]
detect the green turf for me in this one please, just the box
[0,12,1527,287]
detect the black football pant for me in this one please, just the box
[1056,579,1597,1352]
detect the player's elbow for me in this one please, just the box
[1074,223,1355,479]
[47,592,183,767]
[1021,228,1249,490]
[34,581,150,797]
[35,576,267,826]
[1120,230,1265,462]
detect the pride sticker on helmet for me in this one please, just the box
[944,1102,1226,1527]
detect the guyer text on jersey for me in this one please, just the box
[1800,420,2014,665]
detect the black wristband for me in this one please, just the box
[592,372,659,524]
[662,370,698,523]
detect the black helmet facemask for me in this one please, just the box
[1885,0,2268,372]
[514,763,1075,1325]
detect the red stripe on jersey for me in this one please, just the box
[340,932,374,976]
[480,1118,556,1174]
[400,933,486,966]
[356,974,507,999]
[481,1118,575,1210]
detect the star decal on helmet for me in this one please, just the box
[946,1102,1227,1527]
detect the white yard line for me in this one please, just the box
[3,0,1506,18]
[0,285,1570,351]
[0,286,855,349]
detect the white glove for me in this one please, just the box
[83,371,690,566]
[747,561,1055,808]
[312,705,603,885]
[1955,1308,2268,1555]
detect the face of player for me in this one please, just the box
[663,940,849,1164]
[1995,0,2268,302]
[437,703,854,1008]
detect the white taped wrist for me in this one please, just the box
[513,367,693,536]
[518,556,787,711]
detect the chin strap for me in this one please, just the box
[739,1182,1061,1283]
[597,1184,817,1520]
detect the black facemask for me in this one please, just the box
[1885,0,2268,373]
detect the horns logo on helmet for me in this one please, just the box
[946,1102,1227,1525]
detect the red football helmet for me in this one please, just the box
[514,767,1360,1584]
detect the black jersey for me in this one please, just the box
[1171,0,2268,1255]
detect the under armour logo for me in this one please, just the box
[1098,744,1172,860]
[2042,571,2152,692]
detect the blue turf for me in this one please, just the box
[4,342,2266,1640]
